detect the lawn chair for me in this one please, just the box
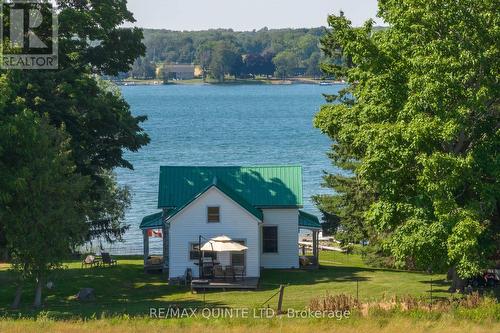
[81,255,100,268]
[225,265,235,281]
[101,252,117,267]
[213,265,225,280]
[233,266,245,281]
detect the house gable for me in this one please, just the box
[168,186,262,225]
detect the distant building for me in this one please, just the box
[164,64,195,80]
[194,65,203,77]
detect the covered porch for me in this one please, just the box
[140,211,168,273]
[298,210,322,269]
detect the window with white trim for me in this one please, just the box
[262,226,278,253]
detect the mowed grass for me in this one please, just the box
[0,251,461,319]
[1,252,499,332]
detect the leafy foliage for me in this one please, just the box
[0,108,90,307]
[1,0,148,243]
[209,41,244,82]
[131,27,330,79]
[0,0,147,306]
[272,51,299,79]
[315,1,499,277]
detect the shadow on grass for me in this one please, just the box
[418,278,500,301]
[0,263,225,320]
[258,265,373,291]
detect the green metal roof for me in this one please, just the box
[158,165,303,209]
[140,211,163,230]
[299,210,321,230]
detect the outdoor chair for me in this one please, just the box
[233,266,245,281]
[225,265,235,281]
[202,265,214,278]
[213,265,225,280]
[81,255,100,268]
[101,252,117,267]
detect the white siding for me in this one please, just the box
[168,187,261,278]
[260,209,299,269]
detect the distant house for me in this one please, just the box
[164,64,195,80]
[194,65,203,77]
[140,165,321,281]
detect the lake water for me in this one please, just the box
[110,84,341,254]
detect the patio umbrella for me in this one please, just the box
[200,235,248,252]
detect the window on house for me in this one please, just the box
[262,226,278,253]
[189,243,217,260]
[231,240,245,266]
[207,206,220,223]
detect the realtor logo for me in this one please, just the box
[1,0,58,69]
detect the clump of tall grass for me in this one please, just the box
[309,293,359,312]
[310,291,497,316]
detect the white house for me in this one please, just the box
[140,165,321,281]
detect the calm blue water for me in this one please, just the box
[111,84,341,254]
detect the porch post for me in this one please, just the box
[312,230,318,265]
[162,221,169,273]
[143,229,149,266]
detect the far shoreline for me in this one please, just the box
[115,77,345,87]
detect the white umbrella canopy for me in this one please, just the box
[200,235,248,252]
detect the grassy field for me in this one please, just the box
[0,316,498,333]
[0,251,498,332]
[0,252,455,317]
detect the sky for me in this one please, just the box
[124,0,383,31]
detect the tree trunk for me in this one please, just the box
[11,285,22,309]
[33,276,43,308]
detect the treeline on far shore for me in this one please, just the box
[122,27,373,81]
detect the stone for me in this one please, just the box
[76,288,95,301]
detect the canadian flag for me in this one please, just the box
[147,229,163,238]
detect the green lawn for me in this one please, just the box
[0,251,463,319]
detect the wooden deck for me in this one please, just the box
[191,277,259,291]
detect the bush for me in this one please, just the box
[360,245,396,269]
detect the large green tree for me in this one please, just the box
[272,51,299,79]
[315,0,499,277]
[0,106,90,308]
[195,41,216,81]
[209,41,244,82]
[1,0,149,245]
